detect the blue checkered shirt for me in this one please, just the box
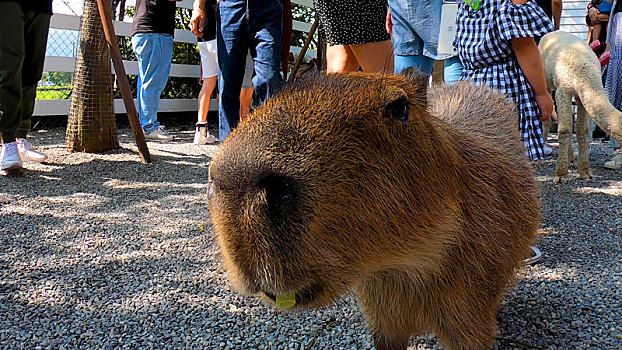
[455,0,554,160]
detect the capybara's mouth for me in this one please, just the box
[261,283,322,308]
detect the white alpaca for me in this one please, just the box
[539,31,622,183]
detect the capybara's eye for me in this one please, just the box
[384,95,412,124]
[257,174,299,219]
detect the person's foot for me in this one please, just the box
[1,142,23,172]
[589,40,602,52]
[16,138,48,163]
[193,123,218,145]
[599,51,610,66]
[144,126,173,142]
[604,150,622,170]
[523,145,552,157]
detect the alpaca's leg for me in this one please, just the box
[576,99,593,179]
[543,117,552,144]
[554,90,573,183]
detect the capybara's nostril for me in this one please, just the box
[256,174,300,219]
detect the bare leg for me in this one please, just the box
[240,86,254,122]
[575,99,592,179]
[326,44,360,73]
[592,23,602,45]
[349,40,394,73]
[554,90,573,183]
[198,76,217,123]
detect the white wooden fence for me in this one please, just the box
[34,0,316,116]
[559,0,590,41]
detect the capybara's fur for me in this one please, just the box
[208,71,540,350]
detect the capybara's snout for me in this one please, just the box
[209,152,340,308]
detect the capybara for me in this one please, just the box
[208,70,540,350]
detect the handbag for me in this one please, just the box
[438,0,459,55]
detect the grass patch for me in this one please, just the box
[37,86,72,100]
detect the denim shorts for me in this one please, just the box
[388,0,450,60]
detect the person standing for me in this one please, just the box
[386,0,463,82]
[455,0,555,160]
[603,0,622,169]
[190,0,283,141]
[535,0,562,31]
[131,0,181,142]
[194,0,218,145]
[0,0,52,174]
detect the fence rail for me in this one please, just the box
[34,0,316,116]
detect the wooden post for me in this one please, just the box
[288,17,319,83]
[96,0,151,163]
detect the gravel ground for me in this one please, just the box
[1,127,621,350]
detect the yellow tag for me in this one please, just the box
[276,293,296,309]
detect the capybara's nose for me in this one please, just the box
[255,173,300,219]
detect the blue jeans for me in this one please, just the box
[394,55,463,83]
[443,56,464,84]
[217,0,283,140]
[389,0,462,82]
[131,33,173,132]
[388,0,445,59]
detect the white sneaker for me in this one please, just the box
[193,124,218,145]
[1,142,23,171]
[604,150,622,170]
[16,138,48,163]
[524,145,553,157]
[144,126,173,142]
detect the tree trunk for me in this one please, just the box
[66,0,118,153]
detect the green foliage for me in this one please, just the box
[37,86,72,100]
[291,4,317,50]
[41,72,73,86]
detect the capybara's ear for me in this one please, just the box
[400,66,428,105]
[382,87,412,125]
